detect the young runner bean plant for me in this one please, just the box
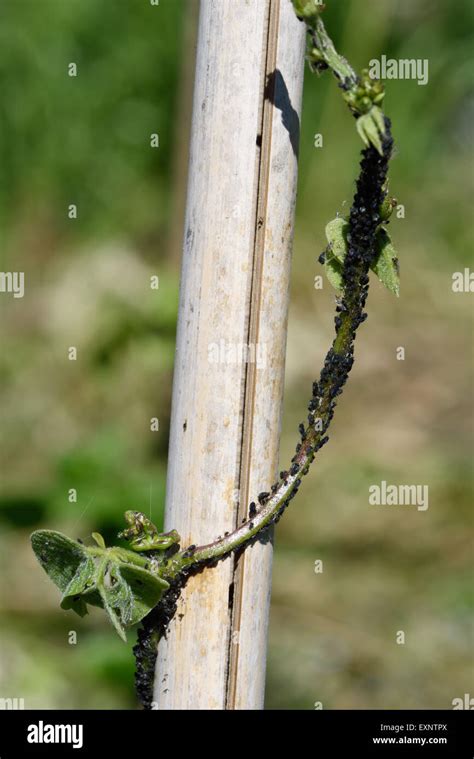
[31,1,399,709]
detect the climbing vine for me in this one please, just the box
[31,1,398,710]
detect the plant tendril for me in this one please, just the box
[133,8,395,709]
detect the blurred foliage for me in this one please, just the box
[0,0,182,247]
[0,0,472,709]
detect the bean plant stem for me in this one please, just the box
[163,11,393,579]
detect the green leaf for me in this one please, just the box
[31,530,171,640]
[100,592,128,641]
[60,556,96,617]
[356,112,383,155]
[292,0,323,22]
[371,228,400,296]
[91,532,106,549]
[325,217,349,263]
[97,559,169,641]
[119,563,169,626]
[371,105,386,136]
[323,216,348,290]
[325,256,344,291]
[98,562,131,641]
[31,531,89,594]
[356,114,370,148]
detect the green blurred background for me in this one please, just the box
[0,0,472,709]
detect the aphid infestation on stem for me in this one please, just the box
[30,0,400,709]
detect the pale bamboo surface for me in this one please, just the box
[154,0,306,710]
